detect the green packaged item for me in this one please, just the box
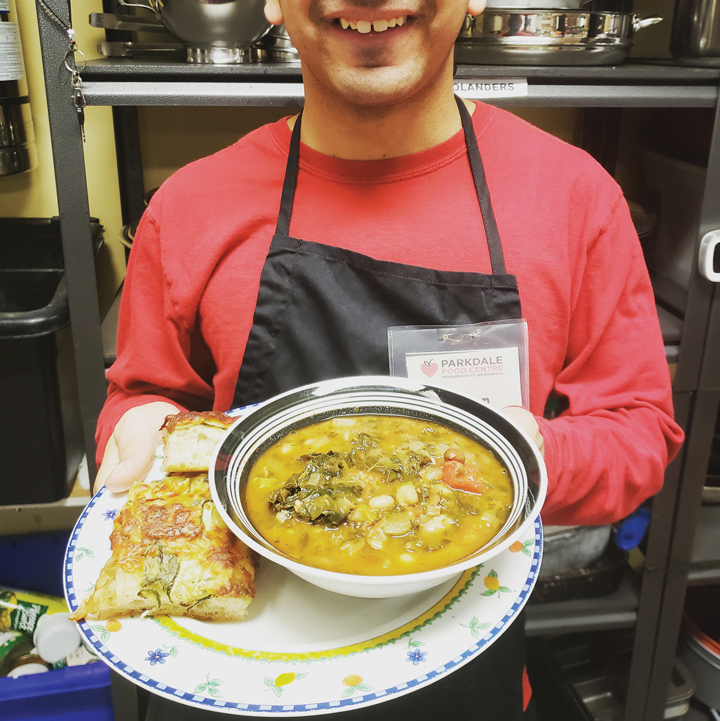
[0,588,68,636]
[0,630,34,676]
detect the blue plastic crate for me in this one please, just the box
[0,531,72,598]
[0,663,114,721]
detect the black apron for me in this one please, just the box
[233,98,523,406]
[145,99,535,721]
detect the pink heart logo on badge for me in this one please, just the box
[421,361,439,378]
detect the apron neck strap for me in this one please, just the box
[455,96,506,275]
[276,112,303,238]
[276,100,508,276]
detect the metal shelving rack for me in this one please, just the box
[32,2,720,719]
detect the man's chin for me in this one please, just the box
[321,66,430,108]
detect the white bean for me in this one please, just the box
[369,495,395,510]
[396,484,419,506]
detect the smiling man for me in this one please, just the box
[95,0,683,717]
[262,0,486,160]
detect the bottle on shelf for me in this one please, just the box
[0,6,36,176]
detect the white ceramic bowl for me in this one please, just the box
[210,376,546,598]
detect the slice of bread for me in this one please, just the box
[161,411,235,473]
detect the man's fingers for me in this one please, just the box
[95,435,157,494]
[104,451,155,493]
[94,433,154,494]
[94,435,120,494]
[95,402,181,494]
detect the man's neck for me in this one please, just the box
[293,73,474,161]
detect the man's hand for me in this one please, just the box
[502,406,545,458]
[94,402,180,494]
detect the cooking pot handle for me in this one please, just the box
[633,15,663,31]
[117,0,161,19]
[698,230,720,282]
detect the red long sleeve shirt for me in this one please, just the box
[99,101,684,526]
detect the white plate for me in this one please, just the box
[65,449,542,716]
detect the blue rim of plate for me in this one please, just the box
[64,490,542,716]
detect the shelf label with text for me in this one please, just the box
[453,78,528,99]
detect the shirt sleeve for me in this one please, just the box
[95,207,215,467]
[536,196,684,526]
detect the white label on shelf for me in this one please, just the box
[0,22,25,82]
[453,78,528,99]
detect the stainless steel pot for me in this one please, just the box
[119,0,271,63]
[455,10,662,65]
[671,0,720,63]
[252,22,300,63]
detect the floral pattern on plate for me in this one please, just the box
[65,450,542,716]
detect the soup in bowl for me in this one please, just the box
[210,376,546,598]
[246,414,514,576]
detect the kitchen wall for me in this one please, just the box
[2,0,675,309]
[1,0,125,312]
[1,0,57,221]
[631,0,675,60]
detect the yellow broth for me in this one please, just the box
[244,415,513,575]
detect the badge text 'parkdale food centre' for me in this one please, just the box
[422,356,505,378]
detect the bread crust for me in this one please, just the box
[160,410,235,435]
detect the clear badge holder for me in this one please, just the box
[388,319,530,410]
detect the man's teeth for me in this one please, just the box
[339,15,407,32]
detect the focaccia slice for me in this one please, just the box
[161,411,235,473]
[70,474,256,622]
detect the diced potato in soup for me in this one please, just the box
[244,415,513,575]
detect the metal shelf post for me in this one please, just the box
[35,0,107,480]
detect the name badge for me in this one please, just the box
[388,320,530,410]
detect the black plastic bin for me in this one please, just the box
[0,218,103,505]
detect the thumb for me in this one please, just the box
[502,406,545,458]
